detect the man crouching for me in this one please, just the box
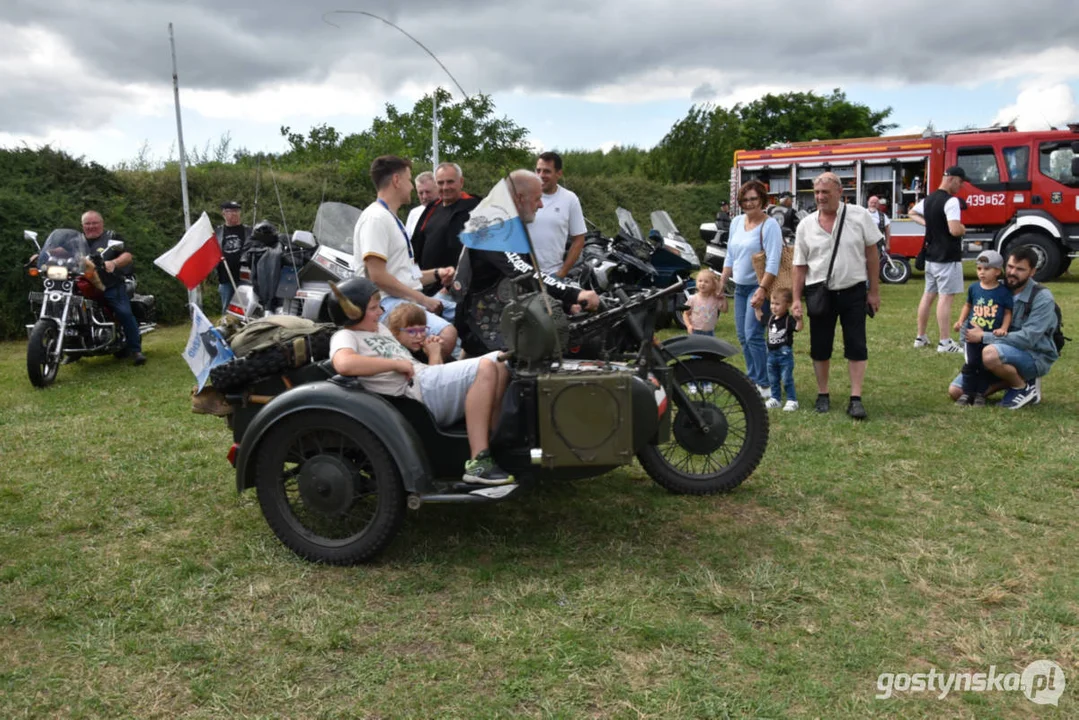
[328,276,514,485]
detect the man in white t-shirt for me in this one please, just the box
[328,276,514,486]
[530,152,587,276]
[792,172,882,420]
[353,155,458,360]
[866,196,891,249]
[404,171,436,237]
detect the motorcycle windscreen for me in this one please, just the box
[312,202,363,256]
[615,207,644,242]
[37,229,91,276]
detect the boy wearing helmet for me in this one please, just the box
[327,277,514,485]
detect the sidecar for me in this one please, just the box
[224,283,768,565]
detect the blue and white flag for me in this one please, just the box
[459,178,533,254]
[184,304,234,391]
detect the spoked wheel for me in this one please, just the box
[27,320,61,388]
[638,358,768,494]
[880,256,911,284]
[254,412,405,564]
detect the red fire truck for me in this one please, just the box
[703,126,1079,282]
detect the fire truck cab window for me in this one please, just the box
[956,147,1000,186]
[1039,143,1078,187]
[1003,146,1030,182]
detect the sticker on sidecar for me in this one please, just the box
[469,484,519,499]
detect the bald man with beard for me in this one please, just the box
[453,170,600,356]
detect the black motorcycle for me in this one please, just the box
[23,229,156,388]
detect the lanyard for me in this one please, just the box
[377,199,413,259]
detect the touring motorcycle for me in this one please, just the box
[23,229,156,387]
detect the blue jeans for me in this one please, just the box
[102,284,141,353]
[767,346,796,402]
[219,283,234,313]
[734,283,768,387]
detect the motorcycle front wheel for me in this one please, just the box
[27,320,61,388]
[254,411,406,565]
[637,358,768,494]
[880,256,911,284]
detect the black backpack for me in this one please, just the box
[1019,285,1069,354]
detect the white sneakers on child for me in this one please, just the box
[757,384,772,399]
[913,335,929,348]
[765,398,780,409]
[783,400,798,412]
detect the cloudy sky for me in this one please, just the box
[2,0,1078,167]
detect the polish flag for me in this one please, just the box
[154,212,223,290]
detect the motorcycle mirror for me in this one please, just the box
[291,230,317,249]
[24,230,38,241]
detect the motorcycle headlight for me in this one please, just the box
[46,266,70,280]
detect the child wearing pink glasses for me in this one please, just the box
[387,302,444,364]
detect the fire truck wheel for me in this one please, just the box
[1008,234,1061,282]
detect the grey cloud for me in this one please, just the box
[2,0,1079,136]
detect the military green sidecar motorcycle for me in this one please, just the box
[221,280,769,564]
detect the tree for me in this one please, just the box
[652,90,896,184]
[279,89,531,170]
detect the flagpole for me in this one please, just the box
[169,22,199,309]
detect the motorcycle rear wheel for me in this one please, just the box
[27,320,61,388]
[637,358,768,494]
[254,411,406,564]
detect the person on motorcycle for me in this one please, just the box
[81,211,145,365]
[241,220,285,311]
[453,170,600,357]
[867,196,891,250]
[327,277,515,486]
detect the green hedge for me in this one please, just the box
[0,148,726,339]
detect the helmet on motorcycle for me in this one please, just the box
[325,277,379,326]
[251,220,280,247]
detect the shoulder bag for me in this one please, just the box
[751,218,794,292]
[802,205,847,317]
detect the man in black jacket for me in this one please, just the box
[82,210,145,365]
[910,166,967,353]
[411,162,481,283]
[454,170,599,356]
[215,200,251,312]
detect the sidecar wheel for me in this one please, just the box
[254,411,406,564]
[638,359,768,494]
[27,320,60,388]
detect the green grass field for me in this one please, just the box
[1,273,1076,719]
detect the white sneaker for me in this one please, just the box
[937,339,963,354]
[783,400,799,412]
[913,335,929,348]
[757,384,772,399]
[765,397,781,409]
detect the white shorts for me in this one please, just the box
[417,351,502,426]
[924,261,964,295]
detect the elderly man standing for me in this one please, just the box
[404,171,437,238]
[411,162,480,274]
[910,166,967,352]
[791,173,882,419]
[867,195,891,249]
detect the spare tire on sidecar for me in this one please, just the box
[225,279,769,565]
